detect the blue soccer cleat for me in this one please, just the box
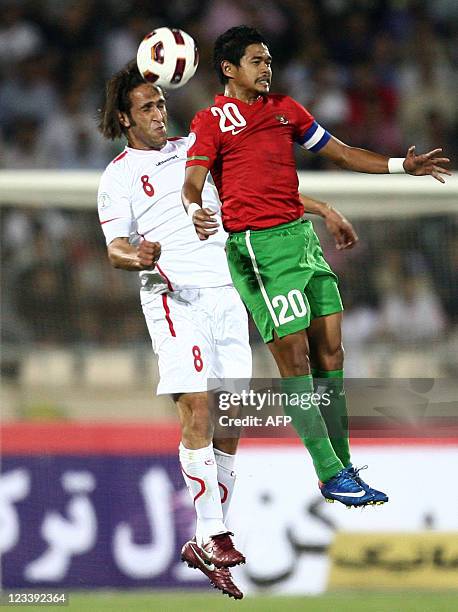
[319,467,382,507]
[346,464,389,505]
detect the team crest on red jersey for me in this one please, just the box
[275,114,289,124]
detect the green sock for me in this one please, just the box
[312,369,351,468]
[280,375,343,482]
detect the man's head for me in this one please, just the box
[99,60,168,150]
[213,26,271,94]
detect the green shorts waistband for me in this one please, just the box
[230,217,308,236]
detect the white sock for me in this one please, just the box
[179,442,226,546]
[214,448,236,523]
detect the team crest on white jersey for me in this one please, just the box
[98,192,111,210]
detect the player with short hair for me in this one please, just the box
[182,26,451,507]
[97,60,359,598]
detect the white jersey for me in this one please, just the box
[98,136,232,303]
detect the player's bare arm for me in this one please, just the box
[319,137,451,183]
[107,237,161,271]
[300,195,358,250]
[182,165,219,240]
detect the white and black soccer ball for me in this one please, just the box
[137,27,199,90]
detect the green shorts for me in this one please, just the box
[226,218,343,343]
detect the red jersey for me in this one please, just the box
[186,93,331,232]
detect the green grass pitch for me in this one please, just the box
[36,591,458,612]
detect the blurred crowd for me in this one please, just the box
[0,0,457,170]
[1,205,457,364]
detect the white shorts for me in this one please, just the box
[142,285,252,395]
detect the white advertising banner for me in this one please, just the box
[228,444,458,594]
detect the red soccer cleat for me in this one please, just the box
[201,532,246,568]
[181,538,243,600]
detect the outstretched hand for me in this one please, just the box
[324,206,358,250]
[137,240,161,268]
[192,207,219,241]
[403,146,451,183]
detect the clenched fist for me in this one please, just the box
[137,240,161,269]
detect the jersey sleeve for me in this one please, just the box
[97,166,133,245]
[288,97,331,152]
[186,110,219,170]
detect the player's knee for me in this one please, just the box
[319,343,344,370]
[279,347,311,376]
[270,332,311,375]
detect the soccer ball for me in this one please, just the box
[137,27,199,90]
